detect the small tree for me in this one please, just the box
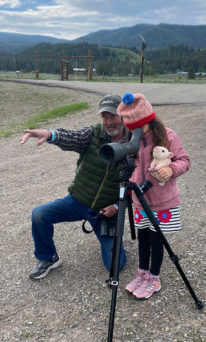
[144,66,155,76]
[188,67,195,79]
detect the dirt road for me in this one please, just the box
[0,80,205,342]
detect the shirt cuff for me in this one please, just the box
[47,129,55,143]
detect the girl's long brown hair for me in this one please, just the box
[128,116,169,158]
[149,116,168,150]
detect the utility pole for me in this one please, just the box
[139,35,146,83]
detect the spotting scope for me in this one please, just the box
[99,128,143,163]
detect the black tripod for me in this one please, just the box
[107,180,204,342]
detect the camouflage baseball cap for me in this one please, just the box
[98,94,121,115]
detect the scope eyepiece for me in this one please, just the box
[99,128,143,163]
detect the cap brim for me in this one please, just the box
[98,106,118,115]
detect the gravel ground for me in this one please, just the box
[0,80,205,342]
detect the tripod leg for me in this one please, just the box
[133,183,204,310]
[127,191,136,240]
[107,184,128,342]
[107,237,122,342]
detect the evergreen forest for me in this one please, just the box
[0,42,206,77]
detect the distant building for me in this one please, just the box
[73,68,96,72]
[176,71,188,76]
[73,68,87,72]
[195,72,206,77]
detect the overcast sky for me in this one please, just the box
[0,0,206,40]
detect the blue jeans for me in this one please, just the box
[31,194,126,271]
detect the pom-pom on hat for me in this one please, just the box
[117,93,155,129]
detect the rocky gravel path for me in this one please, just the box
[0,80,205,342]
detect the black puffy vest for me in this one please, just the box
[68,124,127,211]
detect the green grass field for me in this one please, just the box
[1,71,206,84]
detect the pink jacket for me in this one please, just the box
[130,127,190,211]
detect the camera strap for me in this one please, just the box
[82,220,94,234]
[82,213,117,236]
[82,212,102,234]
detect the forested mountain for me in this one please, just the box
[145,45,206,74]
[73,24,206,49]
[1,23,206,55]
[0,32,66,54]
[1,41,206,76]
[0,42,140,76]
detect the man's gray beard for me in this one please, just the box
[105,128,119,137]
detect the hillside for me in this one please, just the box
[1,24,206,55]
[1,24,206,76]
[73,23,206,49]
[1,41,206,76]
[0,32,66,54]
[0,42,140,76]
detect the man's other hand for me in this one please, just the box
[99,205,118,218]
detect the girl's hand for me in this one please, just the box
[157,166,173,180]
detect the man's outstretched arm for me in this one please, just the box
[20,126,94,154]
[20,129,52,146]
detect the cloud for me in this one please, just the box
[0,1,100,38]
[194,14,206,25]
[0,0,206,40]
[0,0,21,8]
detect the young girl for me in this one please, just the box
[117,93,190,300]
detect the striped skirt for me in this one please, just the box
[134,206,182,233]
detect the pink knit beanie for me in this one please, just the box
[117,93,155,129]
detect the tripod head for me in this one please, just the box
[118,155,136,181]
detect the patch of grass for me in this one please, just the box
[0,129,13,138]
[91,74,206,84]
[22,102,88,129]
[0,102,88,137]
[193,335,205,342]
[24,332,33,338]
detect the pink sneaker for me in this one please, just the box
[125,269,149,294]
[133,274,161,299]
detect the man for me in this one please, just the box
[20,94,127,280]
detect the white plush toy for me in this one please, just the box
[148,146,174,186]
